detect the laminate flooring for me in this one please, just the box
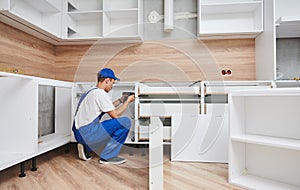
[0,143,245,190]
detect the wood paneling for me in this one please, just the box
[55,39,256,82]
[0,21,255,82]
[0,22,56,79]
[0,144,245,190]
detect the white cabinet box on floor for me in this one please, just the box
[0,72,73,171]
[229,88,300,189]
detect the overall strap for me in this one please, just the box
[75,87,97,116]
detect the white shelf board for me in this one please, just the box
[68,11,102,21]
[229,88,300,96]
[231,134,300,150]
[38,134,70,155]
[0,152,35,171]
[201,2,261,14]
[198,31,262,38]
[139,87,200,95]
[231,174,300,190]
[139,99,200,102]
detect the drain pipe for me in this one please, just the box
[164,0,174,32]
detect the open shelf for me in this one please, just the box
[199,0,263,39]
[103,10,139,37]
[9,0,62,37]
[231,134,300,150]
[229,88,300,189]
[67,12,103,39]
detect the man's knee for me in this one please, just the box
[119,117,131,129]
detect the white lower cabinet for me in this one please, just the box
[0,72,73,172]
[0,77,38,171]
[229,88,300,189]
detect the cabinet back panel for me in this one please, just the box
[246,143,300,187]
[245,96,300,139]
[55,39,255,82]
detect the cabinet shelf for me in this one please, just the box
[103,10,139,37]
[231,134,300,150]
[229,88,300,189]
[198,0,263,39]
[231,175,300,190]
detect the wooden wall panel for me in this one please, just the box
[0,21,255,82]
[55,39,256,82]
[0,22,55,79]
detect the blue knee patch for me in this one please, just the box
[119,117,131,129]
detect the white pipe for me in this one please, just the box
[164,0,174,32]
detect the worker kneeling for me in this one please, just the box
[72,68,135,165]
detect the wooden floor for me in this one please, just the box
[0,143,245,190]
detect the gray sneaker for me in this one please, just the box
[77,143,92,161]
[99,157,126,165]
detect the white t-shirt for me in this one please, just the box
[75,88,115,129]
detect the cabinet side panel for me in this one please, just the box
[255,0,276,80]
[0,77,38,153]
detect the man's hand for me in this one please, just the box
[126,95,135,103]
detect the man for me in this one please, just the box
[72,68,135,165]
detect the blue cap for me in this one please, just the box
[97,68,120,81]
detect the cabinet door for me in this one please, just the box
[171,109,228,163]
[0,77,38,170]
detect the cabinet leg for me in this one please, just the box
[19,162,26,177]
[129,144,135,156]
[142,144,147,156]
[65,143,70,154]
[31,157,37,171]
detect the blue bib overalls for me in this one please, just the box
[72,88,131,160]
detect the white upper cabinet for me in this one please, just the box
[0,0,62,38]
[198,0,264,39]
[62,0,143,42]
[0,0,143,44]
[275,0,300,38]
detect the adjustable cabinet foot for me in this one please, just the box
[19,162,26,177]
[65,143,70,154]
[31,157,37,171]
[142,144,147,156]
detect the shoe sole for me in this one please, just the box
[99,159,126,165]
[77,144,92,161]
